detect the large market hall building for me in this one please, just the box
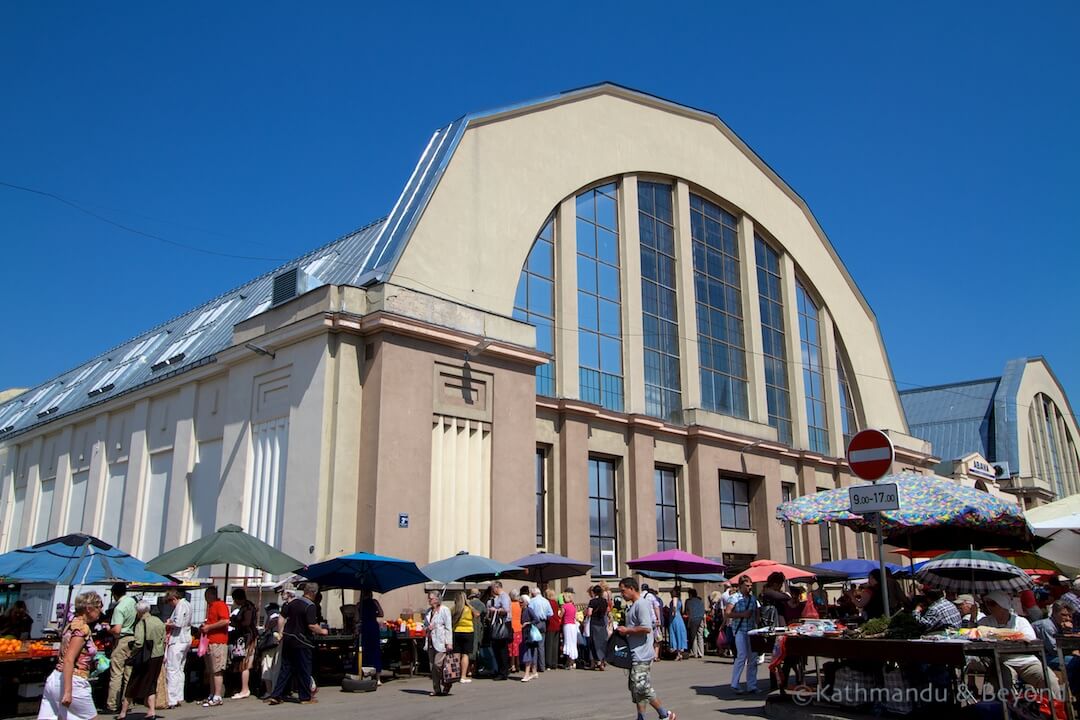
[0,85,938,604]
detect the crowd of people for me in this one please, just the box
[28,571,1080,719]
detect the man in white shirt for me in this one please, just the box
[953,594,986,628]
[975,590,1058,693]
[528,587,553,672]
[163,589,192,709]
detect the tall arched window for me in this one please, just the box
[690,194,748,418]
[576,183,623,411]
[836,341,858,448]
[797,280,829,455]
[638,181,681,421]
[755,236,791,444]
[513,218,556,396]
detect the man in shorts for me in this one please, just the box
[200,586,230,707]
[616,577,677,720]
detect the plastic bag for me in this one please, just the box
[197,634,209,657]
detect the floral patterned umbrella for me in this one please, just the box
[775,472,1039,550]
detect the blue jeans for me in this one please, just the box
[272,638,313,701]
[731,630,758,691]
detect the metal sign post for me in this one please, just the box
[846,429,897,618]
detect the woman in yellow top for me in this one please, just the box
[450,591,475,684]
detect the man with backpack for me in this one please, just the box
[727,575,760,694]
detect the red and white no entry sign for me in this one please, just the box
[846,429,894,481]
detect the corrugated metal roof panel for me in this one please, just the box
[0,220,385,439]
[900,378,1000,461]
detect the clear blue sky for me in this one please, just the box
[2,2,1078,415]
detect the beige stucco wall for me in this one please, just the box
[392,88,908,438]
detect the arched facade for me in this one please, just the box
[1,86,940,624]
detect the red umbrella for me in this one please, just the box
[739,560,815,583]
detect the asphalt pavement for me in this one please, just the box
[147,656,766,720]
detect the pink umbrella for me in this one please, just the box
[627,549,725,582]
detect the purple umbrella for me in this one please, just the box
[504,551,594,584]
[628,549,725,582]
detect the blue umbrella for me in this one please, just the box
[893,560,931,578]
[420,551,523,584]
[812,559,904,579]
[300,552,430,593]
[504,551,593,584]
[0,534,171,585]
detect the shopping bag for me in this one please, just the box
[197,634,209,657]
[605,632,633,670]
[441,652,462,683]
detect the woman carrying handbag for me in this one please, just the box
[424,592,455,696]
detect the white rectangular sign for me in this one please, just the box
[848,483,900,513]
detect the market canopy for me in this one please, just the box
[144,524,303,577]
[299,552,429,593]
[0,534,171,585]
[776,472,1041,550]
[503,552,593,584]
[420,551,523,584]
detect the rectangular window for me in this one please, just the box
[797,281,829,455]
[781,483,795,563]
[756,236,792,445]
[819,522,833,562]
[690,194,748,418]
[513,219,556,397]
[577,184,624,411]
[639,182,682,421]
[655,466,679,551]
[535,449,546,548]
[589,457,618,576]
[855,531,865,560]
[719,476,751,530]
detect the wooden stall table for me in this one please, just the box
[782,636,1060,719]
[313,634,355,684]
[1057,635,1080,720]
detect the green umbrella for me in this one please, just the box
[144,524,303,593]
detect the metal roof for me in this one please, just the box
[0,219,385,439]
[900,378,1000,462]
[0,82,898,441]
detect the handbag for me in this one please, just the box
[490,616,510,641]
[230,635,248,659]
[605,631,633,670]
[527,624,542,644]
[441,652,462,683]
[127,640,153,669]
